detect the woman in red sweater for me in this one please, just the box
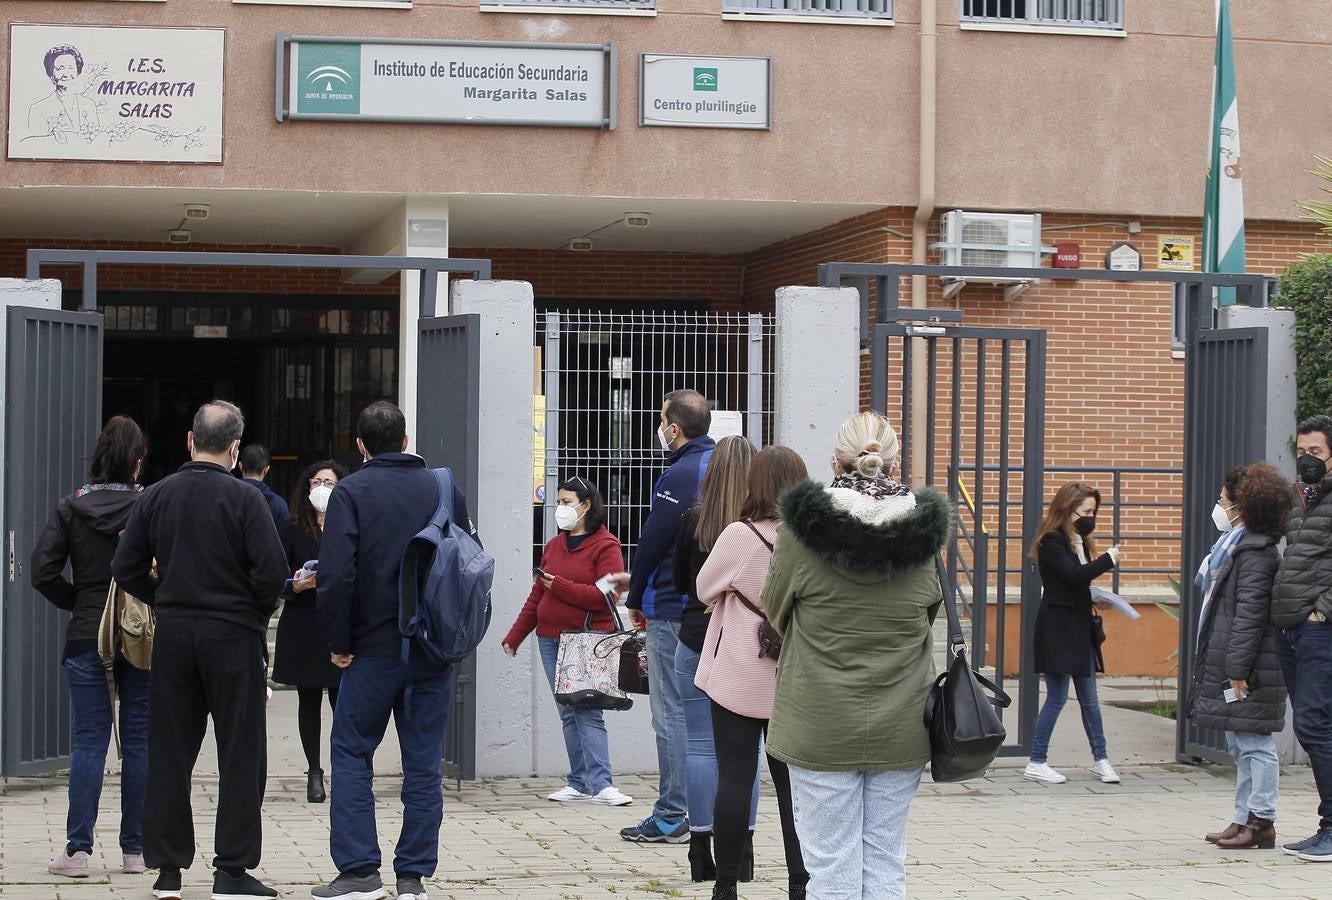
[502,476,633,806]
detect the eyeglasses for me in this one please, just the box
[310,478,337,488]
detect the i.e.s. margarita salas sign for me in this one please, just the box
[6,24,224,163]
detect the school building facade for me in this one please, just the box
[1,0,1330,773]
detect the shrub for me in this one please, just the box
[1278,253,1332,423]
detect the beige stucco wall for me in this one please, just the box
[0,0,1326,220]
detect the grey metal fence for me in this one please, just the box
[961,0,1122,28]
[535,309,775,565]
[725,0,892,18]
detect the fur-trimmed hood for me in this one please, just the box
[779,479,953,576]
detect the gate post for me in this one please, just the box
[774,286,860,476]
[450,280,537,778]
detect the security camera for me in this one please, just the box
[184,203,210,220]
[567,237,594,252]
[624,212,651,229]
[167,229,192,244]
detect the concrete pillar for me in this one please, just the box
[0,278,61,761]
[774,286,861,478]
[399,199,451,446]
[449,280,539,777]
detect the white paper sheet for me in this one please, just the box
[1091,586,1141,620]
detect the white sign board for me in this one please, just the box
[7,24,224,163]
[640,54,770,130]
[285,38,612,128]
[708,410,745,442]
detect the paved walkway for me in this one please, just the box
[1,691,1327,899]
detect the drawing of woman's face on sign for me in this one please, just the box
[6,24,224,163]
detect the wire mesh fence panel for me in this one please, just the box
[535,310,776,568]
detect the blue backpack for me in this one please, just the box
[398,468,494,666]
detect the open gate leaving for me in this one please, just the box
[820,263,1273,760]
[3,251,489,778]
[866,308,1047,754]
[1177,287,1271,764]
[2,305,103,776]
[416,312,481,783]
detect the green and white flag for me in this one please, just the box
[1203,0,1245,305]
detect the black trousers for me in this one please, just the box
[143,617,268,872]
[710,700,808,885]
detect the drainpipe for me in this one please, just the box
[909,0,937,486]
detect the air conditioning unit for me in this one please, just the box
[931,211,1054,301]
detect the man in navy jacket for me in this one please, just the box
[621,389,714,843]
[312,401,475,900]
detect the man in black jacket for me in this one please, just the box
[111,400,288,900]
[239,443,290,528]
[312,401,475,900]
[1271,414,1332,862]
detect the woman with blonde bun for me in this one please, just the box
[764,412,952,900]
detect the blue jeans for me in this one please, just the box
[646,618,687,825]
[1225,730,1279,822]
[329,654,453,878]
[674,642,758,832]
[63,650,150,854]
[1276,618,1332,829]
[788,765,923,900]
[538,636,613,795]
[1029,671,1108,763]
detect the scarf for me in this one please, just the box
[74,482,142,498]
[830,472,912,500]
[1195,525,1246,598]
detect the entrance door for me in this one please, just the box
[870,320,1047,756]
[2,306,103,776]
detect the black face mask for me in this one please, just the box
[1074,515,1096,537]
[1299,455,1328,486]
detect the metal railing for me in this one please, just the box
[481,0,653,8]
[951,464,1183,606]
[961,0,1122,28]
[724,0,892,20]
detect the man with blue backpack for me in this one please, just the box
[312,401,486,900]
[621,389,715,844]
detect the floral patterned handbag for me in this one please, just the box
[554,591,636,711]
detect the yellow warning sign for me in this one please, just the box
[1157,234,1195,271]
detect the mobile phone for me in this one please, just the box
[533,567,548,579]
[1224,687,1241,703]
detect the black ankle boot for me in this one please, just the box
[689,831,716,882]
[711,881,738,900]
[738,832,754,883]
[307,768,326,803]
[790,874,810,900]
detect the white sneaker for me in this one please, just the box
[1023,762,1067,784]
[547,785,592,802]
[1092,758,1121,783]
[589,785,633,806]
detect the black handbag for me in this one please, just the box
[924,557,1012,782]
[618,632,650,695]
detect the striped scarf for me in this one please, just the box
[1195,525,1246,597]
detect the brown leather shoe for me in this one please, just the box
[1206,821,1243,843]
[1216,814,1276,850]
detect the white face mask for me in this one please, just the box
[657,424,673,452]
[1212,502,1234,533]
[555,504,585,532]
[309,484,334,513]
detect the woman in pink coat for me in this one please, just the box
[694,446,810,900]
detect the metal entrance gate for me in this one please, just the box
[869,318,1047,754]
[2,306,103,775]
[1177,320,1269,763]
[416,313,481,782]
[536,310,774,560]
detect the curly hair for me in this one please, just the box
[1236,461,1291,538]
[43,45,83,80]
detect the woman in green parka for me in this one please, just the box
[762,412,952,900]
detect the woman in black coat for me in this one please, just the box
[273,459,347,803]
[1025,481,1123,786]
[1190,462,1290,850]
